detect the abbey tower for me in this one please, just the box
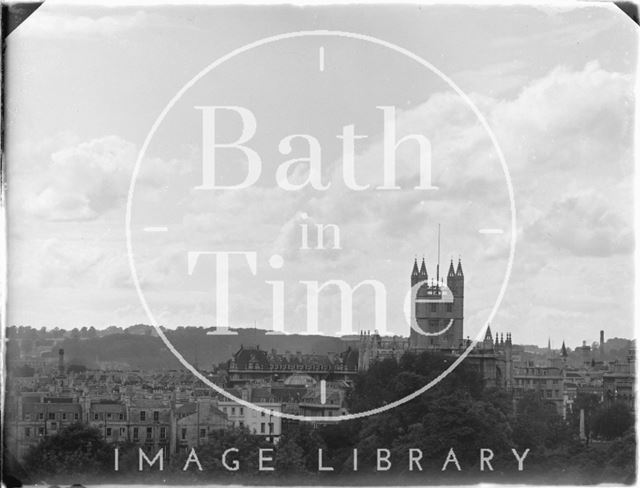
[409,257,464,351]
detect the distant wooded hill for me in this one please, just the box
[6,325,354,371]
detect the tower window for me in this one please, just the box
[446,303,453,313]
[430,303,437,312]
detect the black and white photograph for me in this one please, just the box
[1,1,637,486]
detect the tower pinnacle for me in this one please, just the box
[419,257,427,278]
[412,258,419,277]
[448,259,455,278]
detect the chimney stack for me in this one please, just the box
[58,348,65,375]
[600,330,605,358]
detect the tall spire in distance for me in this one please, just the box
[456,257,464,277]
[561,341,568,358]
[412,257,419,277]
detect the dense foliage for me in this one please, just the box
[23,423,112,479]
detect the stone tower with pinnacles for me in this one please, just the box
[409,256,464,351]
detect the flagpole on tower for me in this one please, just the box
[437,224,441,283]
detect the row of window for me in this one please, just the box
[515,378,561,385]
[220,406,272,417]
[93,412,125,421]
[417,303,454,313]
[180,428,209,440]
[516,369,561,376]
[259,422,274,434]
[131,426,166,440]
[25,410,164,422]
[25,425,168,440]
[25,412,80,421]
[23,427,43,437]
[105,427,126,437]
[242,363,332,371]
[220,406,244,416]
[137,410,161,422]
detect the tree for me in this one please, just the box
[274,436,306,473]
[279,422,327,472]
[23,423,111,478]
[13,364,35,377]
[569,392,600,438]
[66,363,87,374]
[512,391,573,450]
[592,403,633,440]
[605,428,636,469]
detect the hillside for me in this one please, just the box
[7,326,353,371]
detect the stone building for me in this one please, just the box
[174,399,228,454]
[603,345,635,408]
[357,331,408,371]
[226,345,358,386]
[218,386,284,443]
[409,258,464,351]
[4,394,82,461]
[356,256,516,391]
[466,326,514,390]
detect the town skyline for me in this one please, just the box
[6,322,633,352]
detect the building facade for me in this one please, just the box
[226,346,358,386]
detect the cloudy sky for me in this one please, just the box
[5,2,636,347]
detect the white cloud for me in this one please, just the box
[19,10,157,39]
[26,136,136,221]
[494,61,633,177]
[526,190,633,257]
